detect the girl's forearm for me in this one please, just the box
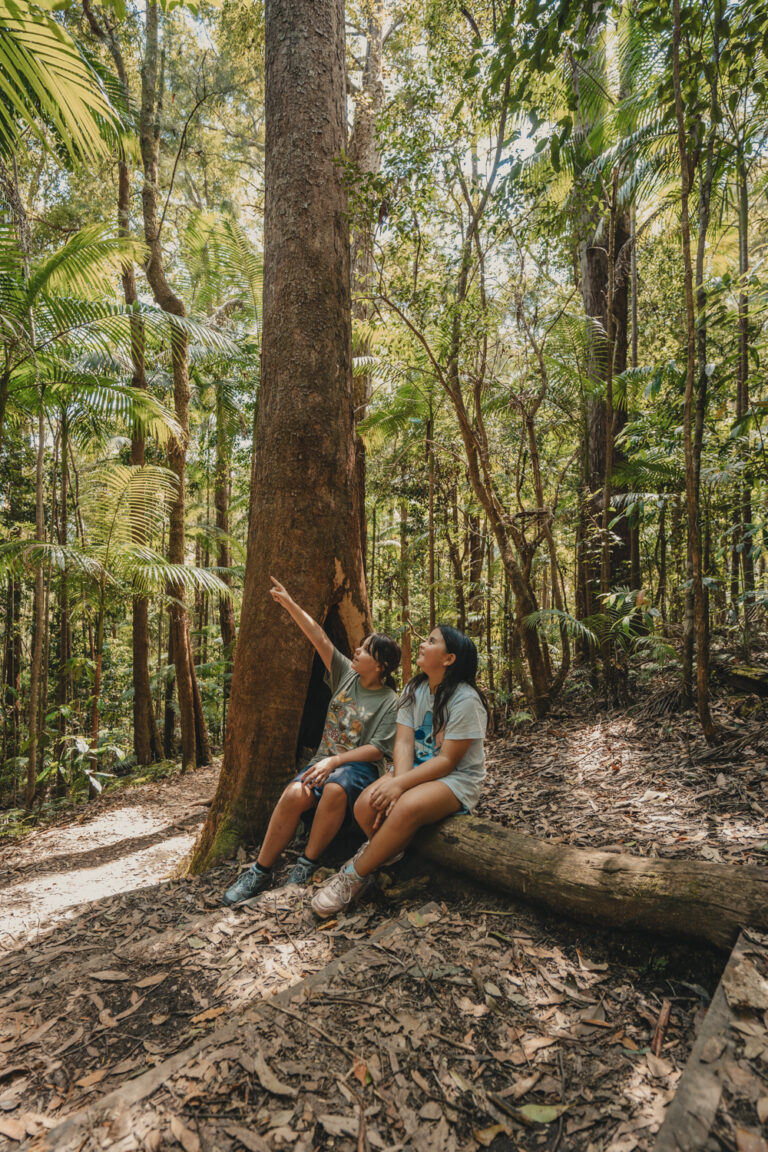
[328,743,382,766]
[283,598,333,665]
[397,753,453,790]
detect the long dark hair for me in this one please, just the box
[367,633,401,690]
[399,624,489,734]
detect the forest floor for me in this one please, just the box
[0,690,767,1152]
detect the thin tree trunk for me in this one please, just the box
[485,529,495,699]
[427,415,436,630]
[400,500,412,683]
[672,0,717,741]
[10,160,46,809]
[736,150,754,649]
[27,403,45,807]
[162,615,176,758]
[215,387,237,713]
[139,0,209,769]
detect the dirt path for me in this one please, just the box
[0,765,217,945]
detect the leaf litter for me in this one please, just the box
[0,695,766,1148]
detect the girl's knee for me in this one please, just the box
[354,793,375,823]
[318,781,347,807]
[389,792,427,828]
[280,780,311,808]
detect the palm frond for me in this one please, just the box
[26,226,145,305]
[0,0,123,161]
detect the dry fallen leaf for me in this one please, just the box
[351,1057,370,1086]
[318,1114,358,1137]
[646,1053,673,1078]
[190,1006,227,1024]
[457,995,488,1018]
[90,970,130,983]
[0,1115,25,1142]
[170,1115,201,1152]
[475,1124,510,1147]
[224,1124,271,1151]
[735,1127,768,1152]
[419,1101,442,1121]
[252,1051,297,1098]
[75,1068,109,1089]
[135,973,167,989]
[723,959,768,1012]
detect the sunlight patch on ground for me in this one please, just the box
[0,806,170,866]
[0,830,197,946]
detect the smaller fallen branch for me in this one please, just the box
[417,815,768,951]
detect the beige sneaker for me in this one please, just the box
[353,840,404,869]
[311,865,370,918]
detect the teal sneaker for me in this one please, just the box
[287,856,319,885]
[222,864,272,906]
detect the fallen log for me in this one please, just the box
[416,815,768,951]
[653,928,768,1152]
[712,660,768,697]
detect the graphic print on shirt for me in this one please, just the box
[413,710,436,764]
[316,689,368,756]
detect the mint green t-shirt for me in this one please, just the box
[307,647,398,774]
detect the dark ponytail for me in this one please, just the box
[400,624,489,734]
[368,633,402,689]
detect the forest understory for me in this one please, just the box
[1,684,767,1152]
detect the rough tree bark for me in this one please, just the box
[672,0,717,741]
[418,815,768,952]
[189,0,368,871]
[349,0,386,565]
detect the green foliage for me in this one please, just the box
[0,0,124,161]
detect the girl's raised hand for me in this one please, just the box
[269,575,292,608]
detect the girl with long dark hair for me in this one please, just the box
[223,578,401,906]
[311,624,488,917]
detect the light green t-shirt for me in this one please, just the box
[307,647,398,774]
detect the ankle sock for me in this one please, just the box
[253,861,271,875]
[297,854,317,867]
[344,860,364,882]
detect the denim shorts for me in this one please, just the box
[292,760,379,816]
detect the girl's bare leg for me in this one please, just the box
[354,785,378,838]
[304,782,348,860]
[257,781,316,868]
[353,781,461,876]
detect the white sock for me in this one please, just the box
[344,860,364,882]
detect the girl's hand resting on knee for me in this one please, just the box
[368,774,404,812]
[372,799,396,830]
[301,756,338,788]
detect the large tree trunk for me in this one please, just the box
[139,0,209,769]
[349,0,386,562]
[189,0,368,872]
[418,815,768,952]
